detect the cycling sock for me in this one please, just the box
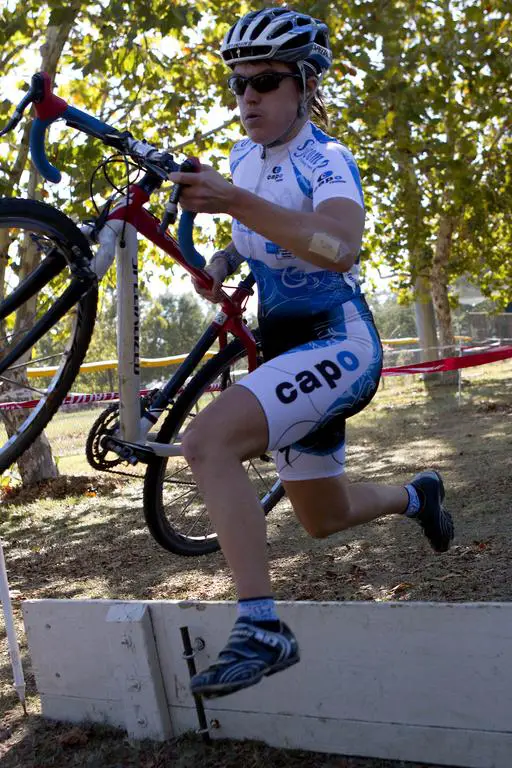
[404,484,422,516]
[237,596,279,624]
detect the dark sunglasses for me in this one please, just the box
[227,72,301,96]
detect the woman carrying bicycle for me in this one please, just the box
[169,7,454,698]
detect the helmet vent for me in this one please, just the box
[251,17,272,39]
[279,31,312,50]
[267,20,293,39]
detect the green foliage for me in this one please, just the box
[367,295,417,340]
[71,285,208,391]
[333,0,512,306]
[0,0,511,309]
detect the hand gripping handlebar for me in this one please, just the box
[1,72,207,270]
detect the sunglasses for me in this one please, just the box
[227,72,301,96]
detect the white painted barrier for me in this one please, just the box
[22,599,512,768]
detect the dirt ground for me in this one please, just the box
[0,363,511,767]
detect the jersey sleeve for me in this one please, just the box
[312,142,364,210]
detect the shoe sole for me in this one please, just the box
[191,653,301,699]
[417,470,453,553]
[430,470,453,552]
[432,470,445,503]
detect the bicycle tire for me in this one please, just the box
[0,198,98,473]
[143,336,285,556]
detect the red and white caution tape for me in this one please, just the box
[382,344,512,376]
[1,346,511,411]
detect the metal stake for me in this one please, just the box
[180,626,211,743]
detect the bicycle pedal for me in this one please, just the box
[104,436,155,464]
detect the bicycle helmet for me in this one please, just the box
[221,8,332,77]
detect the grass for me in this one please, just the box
[0,358,511,767]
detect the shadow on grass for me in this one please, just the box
[1,373,510,767]
[0,717,439,768]
[0,374,510,607]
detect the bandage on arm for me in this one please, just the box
[308,232,353,264]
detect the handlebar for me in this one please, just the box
[1,72,206,268]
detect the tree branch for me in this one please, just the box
[0,42,25,73]
[170,116,239,153]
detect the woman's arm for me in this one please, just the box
[169,165,364,274]
[228,190,364,273]
[210,241,245,275]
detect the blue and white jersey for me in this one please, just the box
[230,121,365,339]
[229,122,382,479]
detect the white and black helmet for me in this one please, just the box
[221,7,332,77]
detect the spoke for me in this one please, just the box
[3,350,69,373]
[163,483,197,502]
[183,507,211,539]
[163,462,194,483]
[0,375,47,396]
[246,459,271,491]
[167,487,203,531]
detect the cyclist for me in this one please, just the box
[169,7,454,699]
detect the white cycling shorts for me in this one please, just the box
[238,317,382,482]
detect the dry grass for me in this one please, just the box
[0,359,511,767]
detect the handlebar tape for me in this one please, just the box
[30,103,120,183]
[30,118,62,183]
[177,211,206,269]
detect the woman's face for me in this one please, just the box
[231,60,304,145]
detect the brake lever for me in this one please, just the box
[0,81,38,137]
[159,157,200,234]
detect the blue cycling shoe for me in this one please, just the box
[190,617,300,698]
[408,470,454,553]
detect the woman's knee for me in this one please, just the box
[181,417,224,466]
[182,390,269,468]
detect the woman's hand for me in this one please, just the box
[168,164,235,214]
[192,256,229,303]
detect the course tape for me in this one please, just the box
[24,340,475,378]
[382,344,512,376]
[1,345,511,411]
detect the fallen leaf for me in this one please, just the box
[390,582,414,595]
[57,727,89,747]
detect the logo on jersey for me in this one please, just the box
[293,139,329,169]
[265,241,294,259]
[266,165,284,182]
[314,170,346,190]
[275,351,360,404]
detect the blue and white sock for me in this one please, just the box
[237,596,278,624]
[404,484,422,517]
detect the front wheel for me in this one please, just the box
[143,336,285,556]
[0,198,98,474]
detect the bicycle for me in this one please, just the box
[0,72,284,555]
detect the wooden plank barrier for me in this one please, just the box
[22,599,512,768]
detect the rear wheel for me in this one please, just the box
[0,198,98,473]
[143,337,285,556]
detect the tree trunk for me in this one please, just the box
[431,214,458,384]
[414,276,439,361]
[414,276,441,389]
